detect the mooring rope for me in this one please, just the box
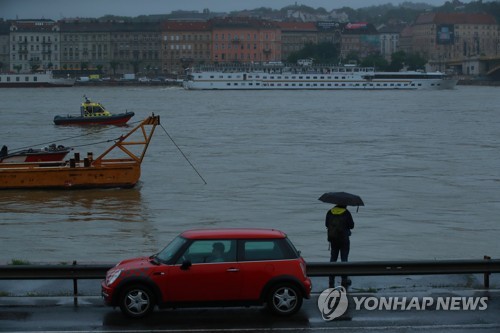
[159,123,207,185]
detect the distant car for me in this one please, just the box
[102,228,312,318]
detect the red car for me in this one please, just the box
[102,228,312,318]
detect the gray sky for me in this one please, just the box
[1,0,472,20]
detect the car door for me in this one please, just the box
[166,239,242,302]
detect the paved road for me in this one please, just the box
[1,288,500,333]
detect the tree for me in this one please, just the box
[129,60,141,74]
[388,51,406,71]
[287,42,340,65]
[13,65,22,73]
[80,62,89,70]
[360,53,389,70]
[109,60,120,76]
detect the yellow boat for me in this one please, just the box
[0,115,159,189]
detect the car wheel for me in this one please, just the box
[267,283,303,316]
[119,284,155,318]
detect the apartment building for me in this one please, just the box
[411,12,498,66]
[9,19,60,72]
[278,22,317,61]
[210,17,281,64]
[340,22,379,59]
[162,21,211,74]
[0,21,10,71]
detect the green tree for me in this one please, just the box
[360,53,389,70]
[129,60,141,74]
[287,42,340,65]
[13,65,22,73]
[109,60,120,76]
[388,51,406,71]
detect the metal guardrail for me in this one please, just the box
[0,257,497,303]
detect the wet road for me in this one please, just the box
[1,288,500,332]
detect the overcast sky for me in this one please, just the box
[1,0,473,20]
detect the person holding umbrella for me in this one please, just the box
[319,192,364,288]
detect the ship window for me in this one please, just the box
[270,76,274,79]
[320,84,324,86]
[342,76,345,79]
[210,75,214,78]
[228,75,232,78]
[6,77,10,82]
[292,84,296,86]
[327,84,331,86]
[313,76,317,79]
[299,76,303,79]
[234,83,238,85]
[25,76,29,82]
[255,75,260,78]
[306,76,310,79]
[16,77,20,82]
[320,76,324,79]
[285,84,288,86]
[249,83,253,86]
[34,77,37,82]
[284,76,289,79]
[256,83,260,86]
[299,84,303,86]
[226,83,231,86]
[334,76,338,79]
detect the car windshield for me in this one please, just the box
[155,236,187,264]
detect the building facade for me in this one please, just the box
[340,22,380,60]
[210,17,281,64]
[411,12,498,70]
[278,22,317,61]
[9,19,60,72]
[0,21,10,71]
[162,21,211,74]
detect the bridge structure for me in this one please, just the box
[444,56,500,78]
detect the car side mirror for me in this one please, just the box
[180,260,192,270]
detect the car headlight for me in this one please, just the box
[106,269,122,286]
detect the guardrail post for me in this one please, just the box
[484,255,491,289]
[72,260,78,306]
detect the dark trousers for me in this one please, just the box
[329,239,350,288]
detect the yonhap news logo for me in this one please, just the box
[317,287,489,321]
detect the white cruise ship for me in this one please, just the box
[183,65,458,90]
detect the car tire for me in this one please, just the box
[119,284,155,318]
[266,283,303,316]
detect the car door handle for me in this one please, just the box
[226,268,239,272]
[153,272,165,276]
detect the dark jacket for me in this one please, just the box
[325,206,354,243]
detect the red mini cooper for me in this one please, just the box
[102,228,312,318]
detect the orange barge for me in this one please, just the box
[0,115,159,189]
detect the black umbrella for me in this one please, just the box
[318,192,364,207]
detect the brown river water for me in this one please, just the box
[0,85,499,264]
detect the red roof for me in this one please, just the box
[180,228,286,240]
[277,22,317,32]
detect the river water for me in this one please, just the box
[0,85,499,264]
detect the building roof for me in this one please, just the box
[415,12,497,25]
[277,22,317,32]
[162,20,210,31]
[59,21,161,32]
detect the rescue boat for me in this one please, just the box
[0,114,159,189]
[0,144,71,163]
[53,96,134,125]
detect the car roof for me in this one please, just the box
[180,228,287,240]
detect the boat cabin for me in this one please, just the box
[81,97,111,117]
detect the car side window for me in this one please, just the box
[241,240,287,261]
[176,240,236,264]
